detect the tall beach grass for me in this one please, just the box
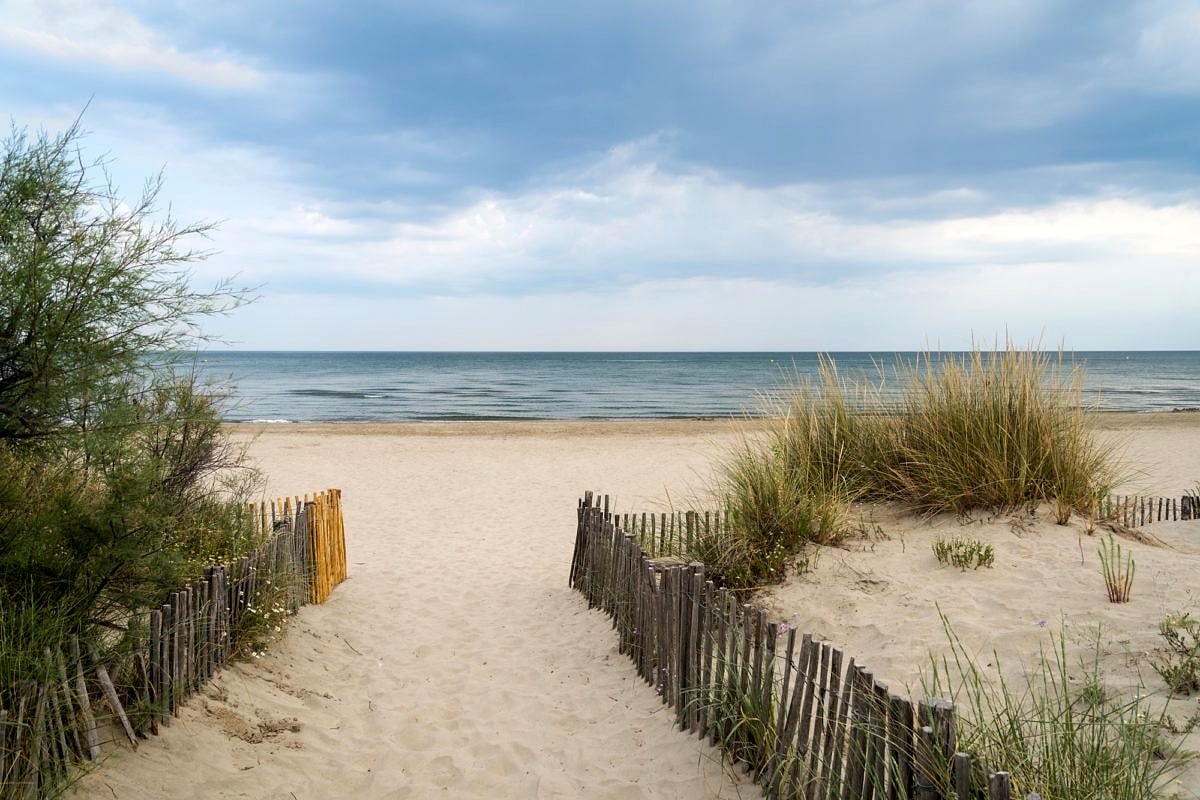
[924,615,1183,799]
[703,344,1122,590]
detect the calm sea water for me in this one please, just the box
[192,351,1200,423]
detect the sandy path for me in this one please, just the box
[74,422,759,799]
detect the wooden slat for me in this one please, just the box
[845,664,869,798]
[777,633,813,799]
[817,648,846,800]
[699,578,715,738]
[53,648,85,760]
[989,771,1012,800]
[759,620,778,783]
[953,752,972,800]
[90,647,137,749]
[805,643,832,798]
[914,725,938,800]
[68,637,100,759]
[765,627,798,796]
[889,695,915,800]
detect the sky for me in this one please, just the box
[1,0,1198,350]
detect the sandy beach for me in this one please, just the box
[71,413,1200,799]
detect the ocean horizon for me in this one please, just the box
[192,350,1200,423]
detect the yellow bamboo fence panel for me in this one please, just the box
[245,489,346,604]
[306,489,347,604]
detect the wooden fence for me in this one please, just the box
[0,489,347,799]
[597,494,1200,553]
[571,492,1037,800]
[1102,493,1200,529]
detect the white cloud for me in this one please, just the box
[236,142,1200,295]
[0,0,262,88]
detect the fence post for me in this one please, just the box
[952,752,971,799]
[914,725,939,799]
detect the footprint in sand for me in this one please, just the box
[427,755,462,788]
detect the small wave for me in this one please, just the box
[417,388,510,398]
[288,388,373,399]
[245,418,293,424]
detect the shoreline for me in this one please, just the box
[226,409,1200,437]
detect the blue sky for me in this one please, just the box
[2,0,1198,349]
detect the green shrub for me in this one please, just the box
[932,536,995,570]
[0,119,255,688]
[1154,612,1200,694]
[231,572,296,659]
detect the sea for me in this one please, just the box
[189,351,1200,423]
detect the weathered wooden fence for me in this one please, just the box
[571,492,1037,800]
[587,493,1199,557]
[0,489,347,798]
[1101,493,1200,529]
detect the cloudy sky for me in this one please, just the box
[2,1,1198,350]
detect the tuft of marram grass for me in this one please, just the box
[882,347,1120,514]
[1099,534,1135,603]
[709,344,1123,590]
[697,428,845,589]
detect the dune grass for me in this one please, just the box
[880,347,1118,513]
[703,344,1121,591]
[924,616,1183,799]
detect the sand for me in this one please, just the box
[70,413,1200,799]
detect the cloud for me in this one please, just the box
[0,0,262,88]
[214,140,1198,298]
[1126,2,1200,93]
[39,108,1194,336]
[171,130,1200,352]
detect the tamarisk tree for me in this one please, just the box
[0,118,244,444]
[0,118,256,644]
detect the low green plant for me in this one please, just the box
[1154,612,1200,694]
[924,614,1183,798]
[1099,535,1135,603]
[932,536,995,570]
[1161,707,1200,735]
